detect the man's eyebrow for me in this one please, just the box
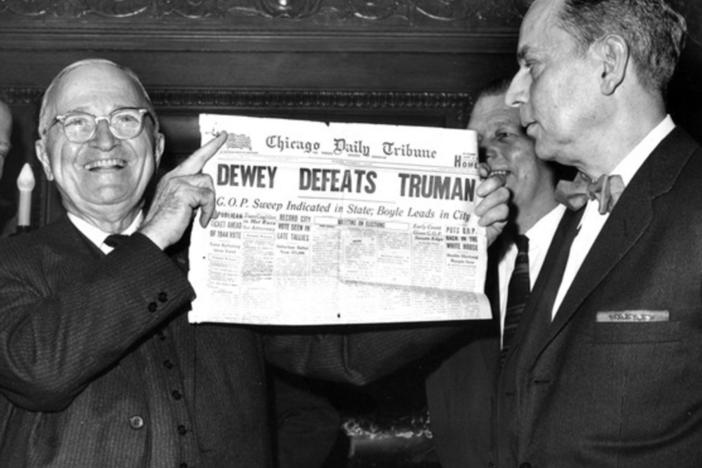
[60,104,135,114]
[56,106,90,115]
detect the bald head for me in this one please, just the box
[38,58,157,137]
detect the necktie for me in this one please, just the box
[499,208,584,374]
[555,172,624,214]
[501,234,529,365]
[104,234,130,248]
[528,208,584,330]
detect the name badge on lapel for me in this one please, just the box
[596,310,669,323]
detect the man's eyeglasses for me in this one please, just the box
[47,107,153,143]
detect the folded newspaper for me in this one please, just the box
[188,114,491,325]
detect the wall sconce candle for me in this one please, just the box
[16,163,35,228]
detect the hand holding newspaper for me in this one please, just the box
[188,114,491,325]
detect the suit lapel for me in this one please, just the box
[548,182,652,333]
[528,128,698,363]
[39,216,154,385]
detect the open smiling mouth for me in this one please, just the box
[84,158,127,171]
[488,169,510,178]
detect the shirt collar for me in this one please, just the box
[524,203,565,243]
[500,203,564,252]
[68,211,143,251]
[611,114,675,186]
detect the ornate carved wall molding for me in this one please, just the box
[152,88,470,116]
[1,86,472,124]
[0,0,523,27]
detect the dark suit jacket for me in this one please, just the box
[496,127,702,468]
[426,215,574,468]
[0,216,459,467]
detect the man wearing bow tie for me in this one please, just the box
[0,58,510,467]
[425,78,574,468]
[496,0,699,467]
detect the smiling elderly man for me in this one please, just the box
[0,58,509,467]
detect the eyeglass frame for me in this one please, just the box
[44,107,156,143]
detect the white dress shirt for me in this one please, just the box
[551,115,675,318]
[498,203,566,341]
[67,211,143,254]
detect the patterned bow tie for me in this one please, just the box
[555,172,625,214]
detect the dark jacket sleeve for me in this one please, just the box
[263,323,467,385]
[0,233,194,411]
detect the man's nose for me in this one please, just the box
[484,146,499,164]
[91,119,118,150]
[505,69,530,107]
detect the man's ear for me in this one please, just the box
[154,132,165,167]
[35,139,54,181]
[594,34,629,96]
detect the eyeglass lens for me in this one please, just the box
[61,109,147,142]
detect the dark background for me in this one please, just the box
[1,1,700,465]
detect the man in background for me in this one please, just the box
[426,78,570,468]
[496,0,699,466]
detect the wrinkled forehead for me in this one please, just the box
[518,0,563,48]
[49,63,147,114]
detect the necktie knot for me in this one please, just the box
[104,234,130,248]
[514,234,529,254]
[555,172,624,214]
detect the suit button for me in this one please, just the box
[148,302,157,313]
[163,360,173,369]
[519,463,533,468]
[177,424,188,435]
[172,390,182,400]
[158,291,168,303]
[129,415,145,430]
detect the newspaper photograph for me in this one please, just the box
[188,114,491,325]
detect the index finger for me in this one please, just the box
[172,132,228,176]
